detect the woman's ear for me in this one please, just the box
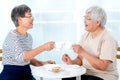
[96,21,101,26]
[18,17,23,25]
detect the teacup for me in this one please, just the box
[55,42,64,51]
[64,42,72,50]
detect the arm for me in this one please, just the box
[62,54,82,66]
[24,41,55,62]
[80,50,111,70]
[71,56,82,65]
[30,58,56,66]
[72,44,112,70]
[30,58,44,66]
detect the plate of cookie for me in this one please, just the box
[43,64,64,73]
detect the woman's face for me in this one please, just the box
[19,12,34,30]
[84,13,100,32]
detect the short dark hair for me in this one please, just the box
[11,4,31,27]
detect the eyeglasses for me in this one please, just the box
[84,16,91,20]
[24,16,33,19]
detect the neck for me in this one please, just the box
[91,27,104,38]
[16,26,27,37]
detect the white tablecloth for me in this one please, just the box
[32,64,86,80]
[0,62,3,72]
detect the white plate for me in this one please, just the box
[43,64,80,72]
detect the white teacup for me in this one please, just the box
[64,42,72,50]
[55,42,64,51]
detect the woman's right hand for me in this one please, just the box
[62,54,72,64]
[43,41,55,51]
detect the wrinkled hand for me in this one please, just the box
[43,41,55,51]
[62,54,72,64]
[72,44,84,54]
[43,60,56,65]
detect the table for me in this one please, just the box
[0,62,3,73]
[32,64,86,80]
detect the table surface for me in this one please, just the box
[0,62,3,72]
[32,64,86,79]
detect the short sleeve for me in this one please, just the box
[100,34,118,62]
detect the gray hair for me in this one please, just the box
[11,4,31,27]
[86,6,107,27]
